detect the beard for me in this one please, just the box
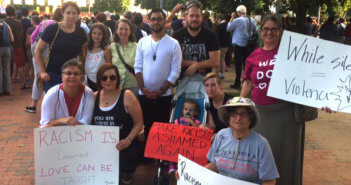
[151,25,164,33]
[187,21,201,31]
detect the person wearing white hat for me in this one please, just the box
[206,97,279,184]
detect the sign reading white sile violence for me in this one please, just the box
[268,30,351,113]
[34,125,119,185]
[177,155,257,185]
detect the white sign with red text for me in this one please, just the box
[177,155,257,185]
[34,125,119,185]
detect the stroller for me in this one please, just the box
[154,73,210,185]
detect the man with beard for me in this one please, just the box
[172,0,220,77]
[135,8,182,144]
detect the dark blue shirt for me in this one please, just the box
[41,23,87,74]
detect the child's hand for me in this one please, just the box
[175,170,180,180]
[184,117,196,126]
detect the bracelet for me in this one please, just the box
[126,137,133,143]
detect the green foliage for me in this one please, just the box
[333,0,351,18]
[93,0,130,13]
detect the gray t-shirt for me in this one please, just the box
[207,128,279,184]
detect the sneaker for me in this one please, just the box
[120,172,133,184]
[25,106,36,113]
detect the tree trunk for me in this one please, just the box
[295,0,307,34]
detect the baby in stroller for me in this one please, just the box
[168,99,201,173]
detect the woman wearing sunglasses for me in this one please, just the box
[40,59,94,127]
[91,63,143,184]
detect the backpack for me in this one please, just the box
[31,20,49,56]
[0,20,10,47]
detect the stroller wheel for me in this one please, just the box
[156,174,172,185]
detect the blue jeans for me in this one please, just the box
[0,47,11,93]
[43,72,62,93]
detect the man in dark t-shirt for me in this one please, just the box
[172,1,220,77]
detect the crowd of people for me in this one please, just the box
[0,0,341,184]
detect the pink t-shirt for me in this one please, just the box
[243,46,281,105]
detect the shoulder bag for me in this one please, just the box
[246,16,258,49]
[115,44,135,76]
[294,104,318,122]
[36,23,61,89]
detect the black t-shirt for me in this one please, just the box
[4,18,22,48]
[21,18,31,43]
[216,22,231,47]
[41,23,87,74]
[173,27,220,73]
[171,19,184,32]
[209,93,232,133]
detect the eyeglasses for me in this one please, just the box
[229,111,248,118]
[261,27,280,33]
[62,71,81,76]
[101,75,117,81]
[150,17,164,22]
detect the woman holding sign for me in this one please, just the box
[91,63,143,185]
[40,59,94,127]
[206,97,279,184]
[240,15,303,185]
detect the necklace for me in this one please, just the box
[103,91,115,105]
[150,39,160,61]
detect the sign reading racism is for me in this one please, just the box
[268,31,351,113]
[144,122,213,166]
[34,125,119,185]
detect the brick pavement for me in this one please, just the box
[1,83,351,185]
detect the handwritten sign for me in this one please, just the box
[34,125,119,185]
[177,155,257,185]
[268,30,351,113]
[144,122,213,166]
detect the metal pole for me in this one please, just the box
[317,5,321,26]
[160,0,163,9]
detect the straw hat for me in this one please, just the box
[218,97,260,125]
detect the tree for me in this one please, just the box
[93,0,130,13]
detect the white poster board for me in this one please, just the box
[177,155,257,185]
[34,125,119,185]
[268,30,351,113]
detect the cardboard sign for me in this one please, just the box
[268,30,351,113]
[144,122,213,166]
[34,125,119,185]
[177,155,257,185]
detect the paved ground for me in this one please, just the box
[1,73,351,185]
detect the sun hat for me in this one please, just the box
[218,97,260,125]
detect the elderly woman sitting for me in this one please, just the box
[206,97,279,185]
[40,59,94,127]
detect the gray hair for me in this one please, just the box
[61,58,84,75]
[236,5,247,14]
